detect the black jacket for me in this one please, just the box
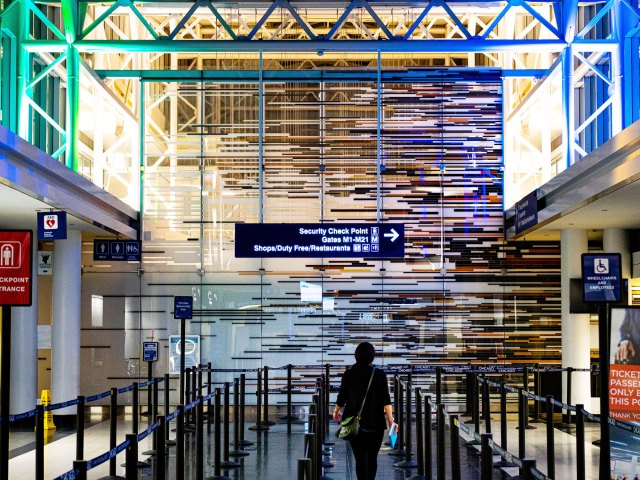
[336,363,391,431]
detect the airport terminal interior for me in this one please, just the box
[1,0,640,477]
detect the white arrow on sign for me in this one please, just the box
[384,228,399,243]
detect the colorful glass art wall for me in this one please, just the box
[80,70,561,394]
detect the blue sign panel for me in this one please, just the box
[143,342,158,362]
[93,240,141,261]
[235,223,405,258]
[174,296,193,319]
[582,253,622,303]
[515,191,537,234]
[37,211,67,240]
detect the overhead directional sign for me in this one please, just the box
[515,191,537,234]
[93,240,141,261]
[235,223,405,258]
[0,230,33,306]
[582,253,622,303]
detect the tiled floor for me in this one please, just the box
[8,414,601,479]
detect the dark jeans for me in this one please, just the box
[349,429,385,480]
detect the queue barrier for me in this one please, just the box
[2,362,612,480]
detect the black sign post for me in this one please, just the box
[174,297,193,405]
[235,223,404,258]
[582,253,622,480]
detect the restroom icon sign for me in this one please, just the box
[0,242,21,268]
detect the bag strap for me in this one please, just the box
[356,367,376,419]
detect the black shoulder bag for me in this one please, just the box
[338,368,376,440]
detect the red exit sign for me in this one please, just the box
[0,231,33,306]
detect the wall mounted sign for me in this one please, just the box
[37,251,53,275]
[0,230,33,306]
[515,191,537,234]
[582,253,622,303]
[93,240,141,261]
[37,211,67,241]
[169,335,200,374]
[235,223,405,258]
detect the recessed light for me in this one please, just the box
[602,209,608,212]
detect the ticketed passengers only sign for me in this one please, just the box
[0,230,33,306]
[235,223,405,258]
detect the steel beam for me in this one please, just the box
[49,39,570,53]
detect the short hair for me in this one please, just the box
[355,342,375,364]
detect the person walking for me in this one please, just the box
[333,342,396,480]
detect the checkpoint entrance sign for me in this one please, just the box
[582,253,622,303]
[0,230,33,306]
[143,342,159,362]
[235,223,405,258]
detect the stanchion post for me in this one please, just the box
[450,415,460,480]
[523,367,529,426]
[125,433,138,480]
[176,405,184,478]
[196,397,204,480]
[404,381,413,463]
[483,379,491,434]
[185,368,191,423]
[576,404,585,480]
[76,395,85,461]
[325,365,332,443]
[412,388,425,478]
[36,405,44,480]
[109,388,118,474]
[230,377,249,457]
[436,367,442,406]
[564,367,573,425]
[425,396,432,478]
[521,459,536,480]
[222,383,240,468]
[249,368,268,431]
[239,373,253,446]
[156,415,166,480]
[214,388,222,476]
[286,364,293,422]
[397,380,405,454]
[197,366,203,403]
[263,365,272,427]
[74,460,88,480]
[207,362,213,420]
[132,382,139,434]
[533,364,540,422]
[480,433,492,480]
[152,378,159,452]
[437,403,445,480]
[147,361,153,421]
[298,458,312,480]
[518,389,526,459]
[473,375,480,433]
[545,395,555,479]
[500,383,507,450]
[465,372,473,416]
[191,367,197,426]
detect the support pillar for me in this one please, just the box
[10,246,38,414]
[561,229,590,409]
[603,229,630,302]
[51,230,81,417]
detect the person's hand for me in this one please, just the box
[333,407,343,422]
[389,422,399,435]
[618,340,635,362]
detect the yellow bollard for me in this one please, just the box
[40,390,56,431]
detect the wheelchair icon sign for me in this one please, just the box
[594,258,609,274]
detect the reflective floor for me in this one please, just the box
[8,413,601,479]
